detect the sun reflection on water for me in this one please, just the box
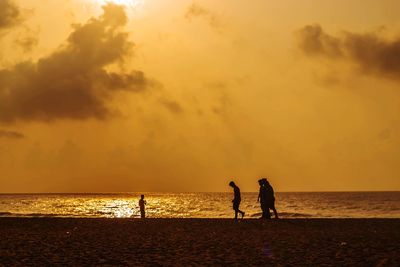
[1,192,399,218]
[99,200,135,218]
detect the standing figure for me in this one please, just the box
[263,178,279,219]
[257,179,271,219]
[229,181,245,220]
[139,194,147,218]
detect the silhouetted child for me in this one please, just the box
[229,181,245,220]
[139,195,146,218]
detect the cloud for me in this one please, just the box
[160,99,184,114]
[0,129,24,139]
[297,24,400,81]
[14,28,38,53]
[0,3,148,123]
[297,24,342,58]
[0,1,37,53]
[0,0,22,30]
[185,2,223,31]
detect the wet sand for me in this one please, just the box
[0,218,399,266]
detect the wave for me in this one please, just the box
[278,212,313,218]
[0,212,77,217]
[250,212,313,218]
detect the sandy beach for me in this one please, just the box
[0,218,399,266]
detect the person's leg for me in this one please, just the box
[233,202,240,219]
[265,207,271,219]
[238,208,245,218]
[237,202,244,218]
[271,203,279,219]
[261,203,267,219]
[272,208,278,219]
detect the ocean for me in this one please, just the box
[0,192,399,219]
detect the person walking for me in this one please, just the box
[263,178,279,219]
[139,194,147,218]
[258,179,270,219]
[229,181,245,220]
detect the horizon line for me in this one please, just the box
[0,190,399,195]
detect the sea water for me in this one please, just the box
[0,192,399,218]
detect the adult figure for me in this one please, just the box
[257,179,270,219]
[229,181,245,220]
[263,178,279,219]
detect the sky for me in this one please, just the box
[0,0,400,193]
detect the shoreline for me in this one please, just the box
[1,218,399,266]
[0,218,400,222]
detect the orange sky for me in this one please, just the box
[1,0,400,193]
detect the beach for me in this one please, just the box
[0,218,399,266]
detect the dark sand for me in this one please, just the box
[0,218,399,266]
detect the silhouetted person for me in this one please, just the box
[229,181,245,220]
[258,179,270,219]
[139,195,146,218]
[263,178,279,219]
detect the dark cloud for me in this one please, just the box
[160,99,184,114]
[297,24,342,58]
[298,24,400,81]
[0,129,24,139]
[0,0,21,30]
[185,2,223,31]
[0,4,148,123]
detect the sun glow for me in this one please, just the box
[95,0,143,8]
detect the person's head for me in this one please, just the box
[229,181,235,188]
[262,178,269,185]
[258,179,264,186]
[141,194,145,199]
